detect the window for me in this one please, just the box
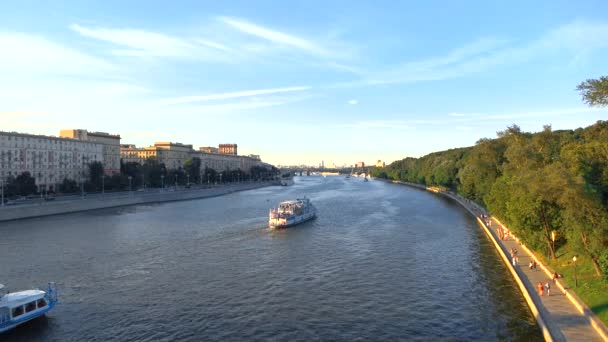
[25,301,36,313]
[12,306,24,317]
[36,299,47,309]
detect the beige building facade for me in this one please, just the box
[60,129,121,175]
[0,131,103,191]
[121,142,267,174]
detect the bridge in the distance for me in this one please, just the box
[279,166,373,176]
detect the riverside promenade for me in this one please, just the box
[0,181,277,222]
[434,187,608,342]
[386,180,608,341]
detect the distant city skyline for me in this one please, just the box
[1,1,607,166]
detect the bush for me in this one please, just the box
[599,249,608,282]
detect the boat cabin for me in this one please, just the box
[0,290,48,326]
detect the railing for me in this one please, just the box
[45,282,58,304]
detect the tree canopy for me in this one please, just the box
[370,120,608,277]
[577,76,608,107]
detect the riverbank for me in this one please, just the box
[381,178,608,342]
[0,181,277,222]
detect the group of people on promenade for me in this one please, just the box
[536,271,563,298]
[537,281,552,296]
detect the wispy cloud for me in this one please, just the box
[158,86,311,106]
[0,32,115,76]
[70,23,230,59]
[330,20,608,88]
[447,107,605,121]
[219,17,328,56]
[338,106,606,131]
[338,120,414,130]
[348,99,358,105]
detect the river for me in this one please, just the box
[0,176,540,341]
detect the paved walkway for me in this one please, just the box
[441,190,608,342]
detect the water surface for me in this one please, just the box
[0,176,540,341]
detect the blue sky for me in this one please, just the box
[1,1,607,166]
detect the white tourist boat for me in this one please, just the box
[269,198,316,228]
[0,283,58,333]
[280,173,295,186]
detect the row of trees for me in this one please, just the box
[2,157,278,198]
[371,77,608,278]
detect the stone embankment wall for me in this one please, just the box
[0,182,276,222]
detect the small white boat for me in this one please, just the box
[280,173,295,186]
[269,198,316,228]
[0,283,58,333]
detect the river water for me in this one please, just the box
[1,176,540,341]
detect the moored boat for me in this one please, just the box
[269,198,316,228]
[0,283,58,333]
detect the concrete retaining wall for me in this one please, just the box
[0,182,276,222]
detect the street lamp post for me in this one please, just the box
[1,179,4,207]
[174,174,178,189]
[161,175,164,192]
[573,256,578,288]
[187,174,190,188]
[102,175,105,196]
[220,173,223,185]
[128,176,132,194]
[207,174,210,185]
[551,231,556,258]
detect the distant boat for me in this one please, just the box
[280,173,295,186]
[0,283,58,333]
[364,177,368,182]
[269,198,316,228]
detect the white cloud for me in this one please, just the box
[158,86,311,106]
[219,16,328,56]
[330,20,608,88]
[70,23,231,59]
[348,99,358,105]
[0,32,115,76]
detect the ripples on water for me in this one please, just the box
[0,176,540,341]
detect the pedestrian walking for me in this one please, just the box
[538,282,544,296]
[545,282,551,296]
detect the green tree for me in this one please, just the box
[13,172,37,196]
[184,157,201,184]
[561,183,608,276]
[88,161,104,191]
[458,138,506,203]
[59,178,79,193]
[577,76,608,106]
[141,157,166,188]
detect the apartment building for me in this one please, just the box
[60,129,121,175]
[0,131,103,191]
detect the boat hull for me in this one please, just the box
[269,211,316,228]
[0,302,56,333]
